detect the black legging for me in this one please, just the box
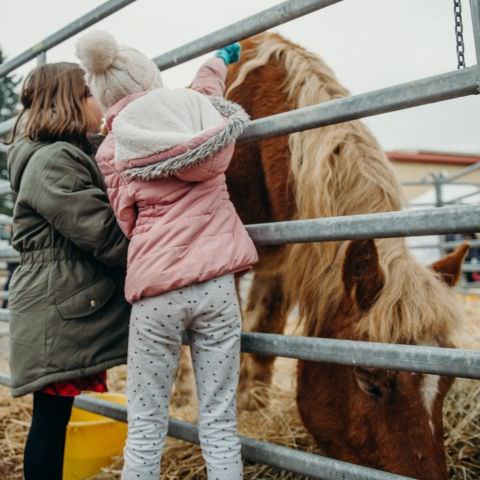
[24,391,74,480]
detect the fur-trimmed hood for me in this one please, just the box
[106,87,249,180]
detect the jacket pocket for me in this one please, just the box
[55,276,116,320]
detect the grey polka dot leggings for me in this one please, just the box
[122,274,243,480]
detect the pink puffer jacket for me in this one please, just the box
[96,58,258,303]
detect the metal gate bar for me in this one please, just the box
[241,333,480,378]
[1,65,479,140]
[0,0,138,78]
[443,161,480,182]
[0,206,476,258]
[153,0,344,70]
[0,206,477,261]
[0,309,477,377]
[246,205,480,245]
[240,67,480,142]
[470,0,480,65]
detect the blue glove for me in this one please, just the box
[216,43,241,65]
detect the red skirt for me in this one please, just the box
[41,371,108,397]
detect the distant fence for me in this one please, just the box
[0,1,480,479]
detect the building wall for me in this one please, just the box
[389,161,480,201]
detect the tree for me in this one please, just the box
[0,47,20,122]
[0,47,20,218]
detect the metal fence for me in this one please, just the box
[403,160,480,291]
[1,1,480,479]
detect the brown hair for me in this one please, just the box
[9,62,93,150]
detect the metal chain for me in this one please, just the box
[454,0,466,69]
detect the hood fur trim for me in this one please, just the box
[122,96,249,180]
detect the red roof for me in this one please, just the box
[388,151,480,166]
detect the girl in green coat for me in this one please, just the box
[6,62,130,480]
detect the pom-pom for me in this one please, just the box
[75,30,118,73]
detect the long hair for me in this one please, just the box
[9,62,93,150]
[228,33,463,345]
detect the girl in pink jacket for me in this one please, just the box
[76,31,257,480]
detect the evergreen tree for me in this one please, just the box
[0,47,20,219]
[0,48,20,122]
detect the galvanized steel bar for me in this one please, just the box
[469,0,480,69]
[240,67,480,142]
[153,0,344,70]
[0,207,477,263]
[443,161,480,182]
[461,264,480,272]
[401,180,435,186]
[74,394,127,422]
[462,264,480,272]
[36,52,47,66]
[239,435,412,480]
[0,118,15,138]
[0,182,11,196]
[461,281,480,288]
[0,372,11,386]
[457,287,480,295]
[246,206,480,245]
[0,208,476,260]
[445,188,480,203]
[0,309,10,323]
[0,0,137,78]
[411,241,480,249]
[407,202,439,208]
[403,180,480,187]
[0,249,19,262]
[444,239,480,248]
[0,182,12,196]
[0,305,479,377]
[242,333,480,379]
[1,24,479,140]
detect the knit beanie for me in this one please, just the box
[75,30,163,111]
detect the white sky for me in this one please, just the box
[2,0,480,153]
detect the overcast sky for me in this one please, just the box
[2,0,480,153]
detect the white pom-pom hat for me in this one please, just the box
[75,30,163,111]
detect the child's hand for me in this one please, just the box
[215,43,241,65]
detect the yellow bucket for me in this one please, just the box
[63,393,127,480]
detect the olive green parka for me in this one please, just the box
[7,138,130,397]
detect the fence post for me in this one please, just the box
[36,52,47,66]
[470,0,480,88]
[432,172,446,259]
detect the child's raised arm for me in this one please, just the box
[190,43,241,97]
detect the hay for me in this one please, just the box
[445,380,480,480]
[0,388,31,480]
[2,371,480,480]
[0,297,479,479]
